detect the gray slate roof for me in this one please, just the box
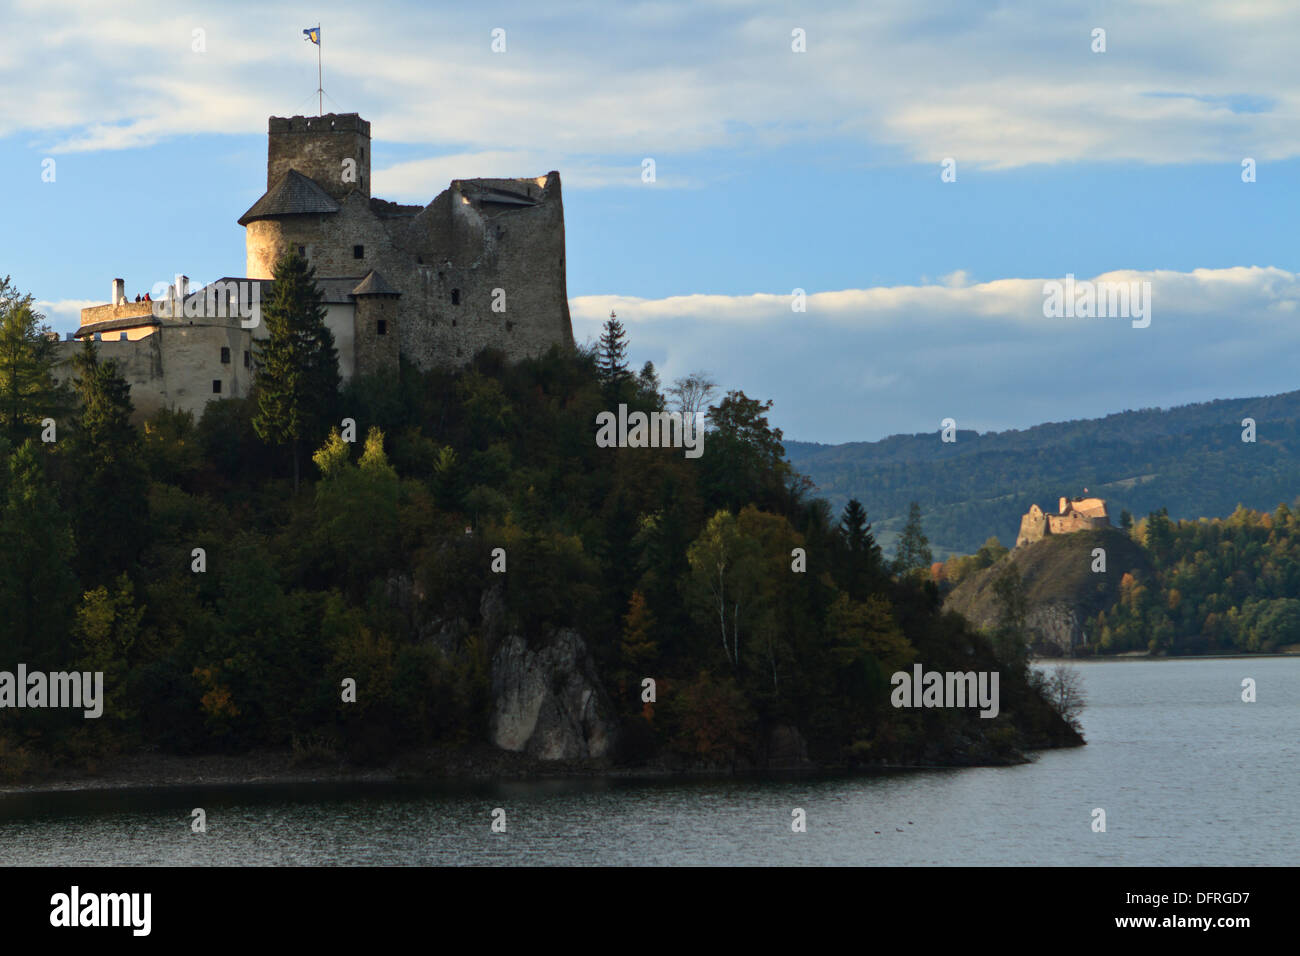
[238,169,341,225]
[188,277,368,306]
[351,270,400,296]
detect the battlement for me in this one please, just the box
[267,112,371,200]
[269,113,370,136]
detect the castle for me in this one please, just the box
[1015,493,1111,548]
[55,113,575,420]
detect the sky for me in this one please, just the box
[4,0,1298,443]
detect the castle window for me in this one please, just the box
[243,350,251,368]
[220,347,231,364]
[506,321,514,332]
[212,380,222,394]
[451,319,457,327]
[451,289,460,305]
[353,245,364,259]
[376,319,387,336]
[298,245,306,256]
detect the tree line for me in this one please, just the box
[0,265,1077,779]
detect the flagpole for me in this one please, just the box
[317,24,323,116]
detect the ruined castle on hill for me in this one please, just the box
[1015,494,1111,548]
[55,113,575,419]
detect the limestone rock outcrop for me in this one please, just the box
[489,630,616,761]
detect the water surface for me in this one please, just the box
[2,658,1295,865]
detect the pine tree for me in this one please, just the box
[253,251,341,493]
[0,277,68,446]
[597,311,629,387]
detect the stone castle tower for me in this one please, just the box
[59,112,575,420]
[240,112,575,376]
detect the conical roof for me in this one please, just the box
[238,169,341,225]
[351,270,400,296]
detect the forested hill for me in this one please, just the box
[786,390,1300,559]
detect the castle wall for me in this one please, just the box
[55,322,256,423]
[390,174,574,368]
[1016,499,1111,548]
[244,172,574,370]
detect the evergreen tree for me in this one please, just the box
[0,277,67,446]
[252,251,341,492]
[637,361,663,408]
[0,441,77,664]
[597,311,629,388]
[838,498,884,598]
[892,501,933,575]
[67,340,149,586]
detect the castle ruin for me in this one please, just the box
[55,112,575,420]
[1015,493,1111,548]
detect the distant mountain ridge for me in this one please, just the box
[786,389,1300,558]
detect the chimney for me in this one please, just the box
[112,278,125,306]
[178,275,189,299]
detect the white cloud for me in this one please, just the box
[572,266,1300,442]
[2,0,1297,171]
[35,298,96,330]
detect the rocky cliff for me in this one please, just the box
[943,529,1152,654]
[489,630,617,760]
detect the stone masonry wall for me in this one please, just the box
[267,114,371,202]
[244,173,574,370]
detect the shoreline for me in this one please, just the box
[0,746,1035,799]
[1034,651,1300,662]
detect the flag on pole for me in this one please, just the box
[303,27,320,44]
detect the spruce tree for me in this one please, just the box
[597,311,629,388]
[253,251,341,493]
[892,501,933,576]
[839,498,884,597]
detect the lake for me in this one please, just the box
[2,657,1296,865]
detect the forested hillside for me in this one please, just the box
[0,270,1080,780]
[787,392,1300,558]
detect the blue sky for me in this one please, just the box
[4,0,1299,443]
